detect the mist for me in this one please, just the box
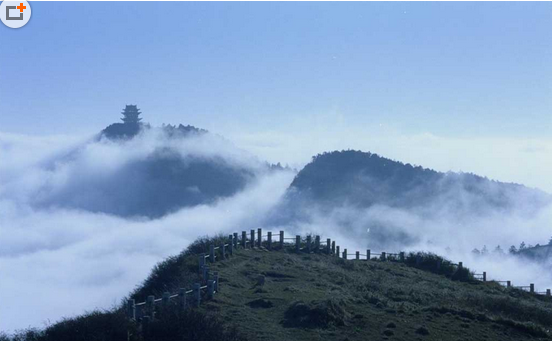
[0,130,294,332]
[2,127,552,332]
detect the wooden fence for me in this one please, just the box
[126,228,552,333]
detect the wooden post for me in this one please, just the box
[233,232,238,248]
[332,241,336,255]
[146,295,155,320]
[241,231,246,248]
[530,283,535,293]
[162,291,170,313]
[547,289,551,297]
[483,272,487,282]
[207,280,215,299]
[209,244,215,263]
[258,228,262,248]
[306,235,312,253]
[381,252,386,261]
[161,291,171,309]
[250,229,255,249]
[127,299,136,320]
[296,235,300,252]
[213,272,219,292]
[336,246,340,258]
[142,316,150,335]
[458,262,463,269]
[507,280,511,288]
[194,283,201,307]
[343,248,347,259]
[367,249,371,260]
[221,243,226,260]
[436,259,442,271]
[179,288,187,309]
[279,231,284,249]
[326,239,331,254]
[314,235,320,252]
[199,254,205,274]
[356,251,360,260]
[267,232,272,250]
[228,235,233,255]
[202,265,210,282]
[399,252,405,262]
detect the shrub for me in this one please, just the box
[404,252,474,282]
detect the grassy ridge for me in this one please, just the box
[3,237,552,341]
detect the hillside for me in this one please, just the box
[6,235,552,341]
[287,150,550,216]
[31,114,265,218]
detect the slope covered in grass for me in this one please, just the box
[4,238,552,341]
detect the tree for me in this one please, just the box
[519,242,526,251]
[509,245,517,254]
[472,248,481,256]
[481,245,488,255]
[121,104,142,125]
[493,245,504,255]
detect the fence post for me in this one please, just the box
[547,289,551,297]
[356,251,360,260]
[267,232,272,250]
[233,232,238,248]
[194,283,201,307]
[179,288,187,309]
[127,299,136,320]
[250,229,255,249]
[142,316,150,336]
[202,265,210,282]
[343,248,347,259]
[221,243,226,260]
[399,252,405,262]
[199,254,205,274]
[241,231,246,248]
[336,246,340,258]
[296,235,301,252]
[162,291,170,313]
[280,231,284,249]
[436,259,442,271]
[381,252,386,261]
[210,244,215,263]
[458,262,463,270]
[213,272,219,292]
[483,272,487,282]
[530,283,535,293]
[146,295,155,320]
[314,235,320,252]
[507,280,511,288]
[332,241,336,255]
[228,235,233,255]
[367,249,371,260]
[326,239,331,254]
[306,235,312,253]
[258,228,262,248]
[207,280,215,299]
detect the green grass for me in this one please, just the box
[5,237,552,341]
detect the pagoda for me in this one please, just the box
[121,105,142,125]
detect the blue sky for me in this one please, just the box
[1,2,552,190]
[1,2,551,135]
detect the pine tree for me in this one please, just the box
[121,104,142,125]
[481,245,488,255]
[509,245,517,254]
[519,242,526,251]
[493,245,504,255]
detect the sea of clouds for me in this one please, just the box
[2,126,552,332]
